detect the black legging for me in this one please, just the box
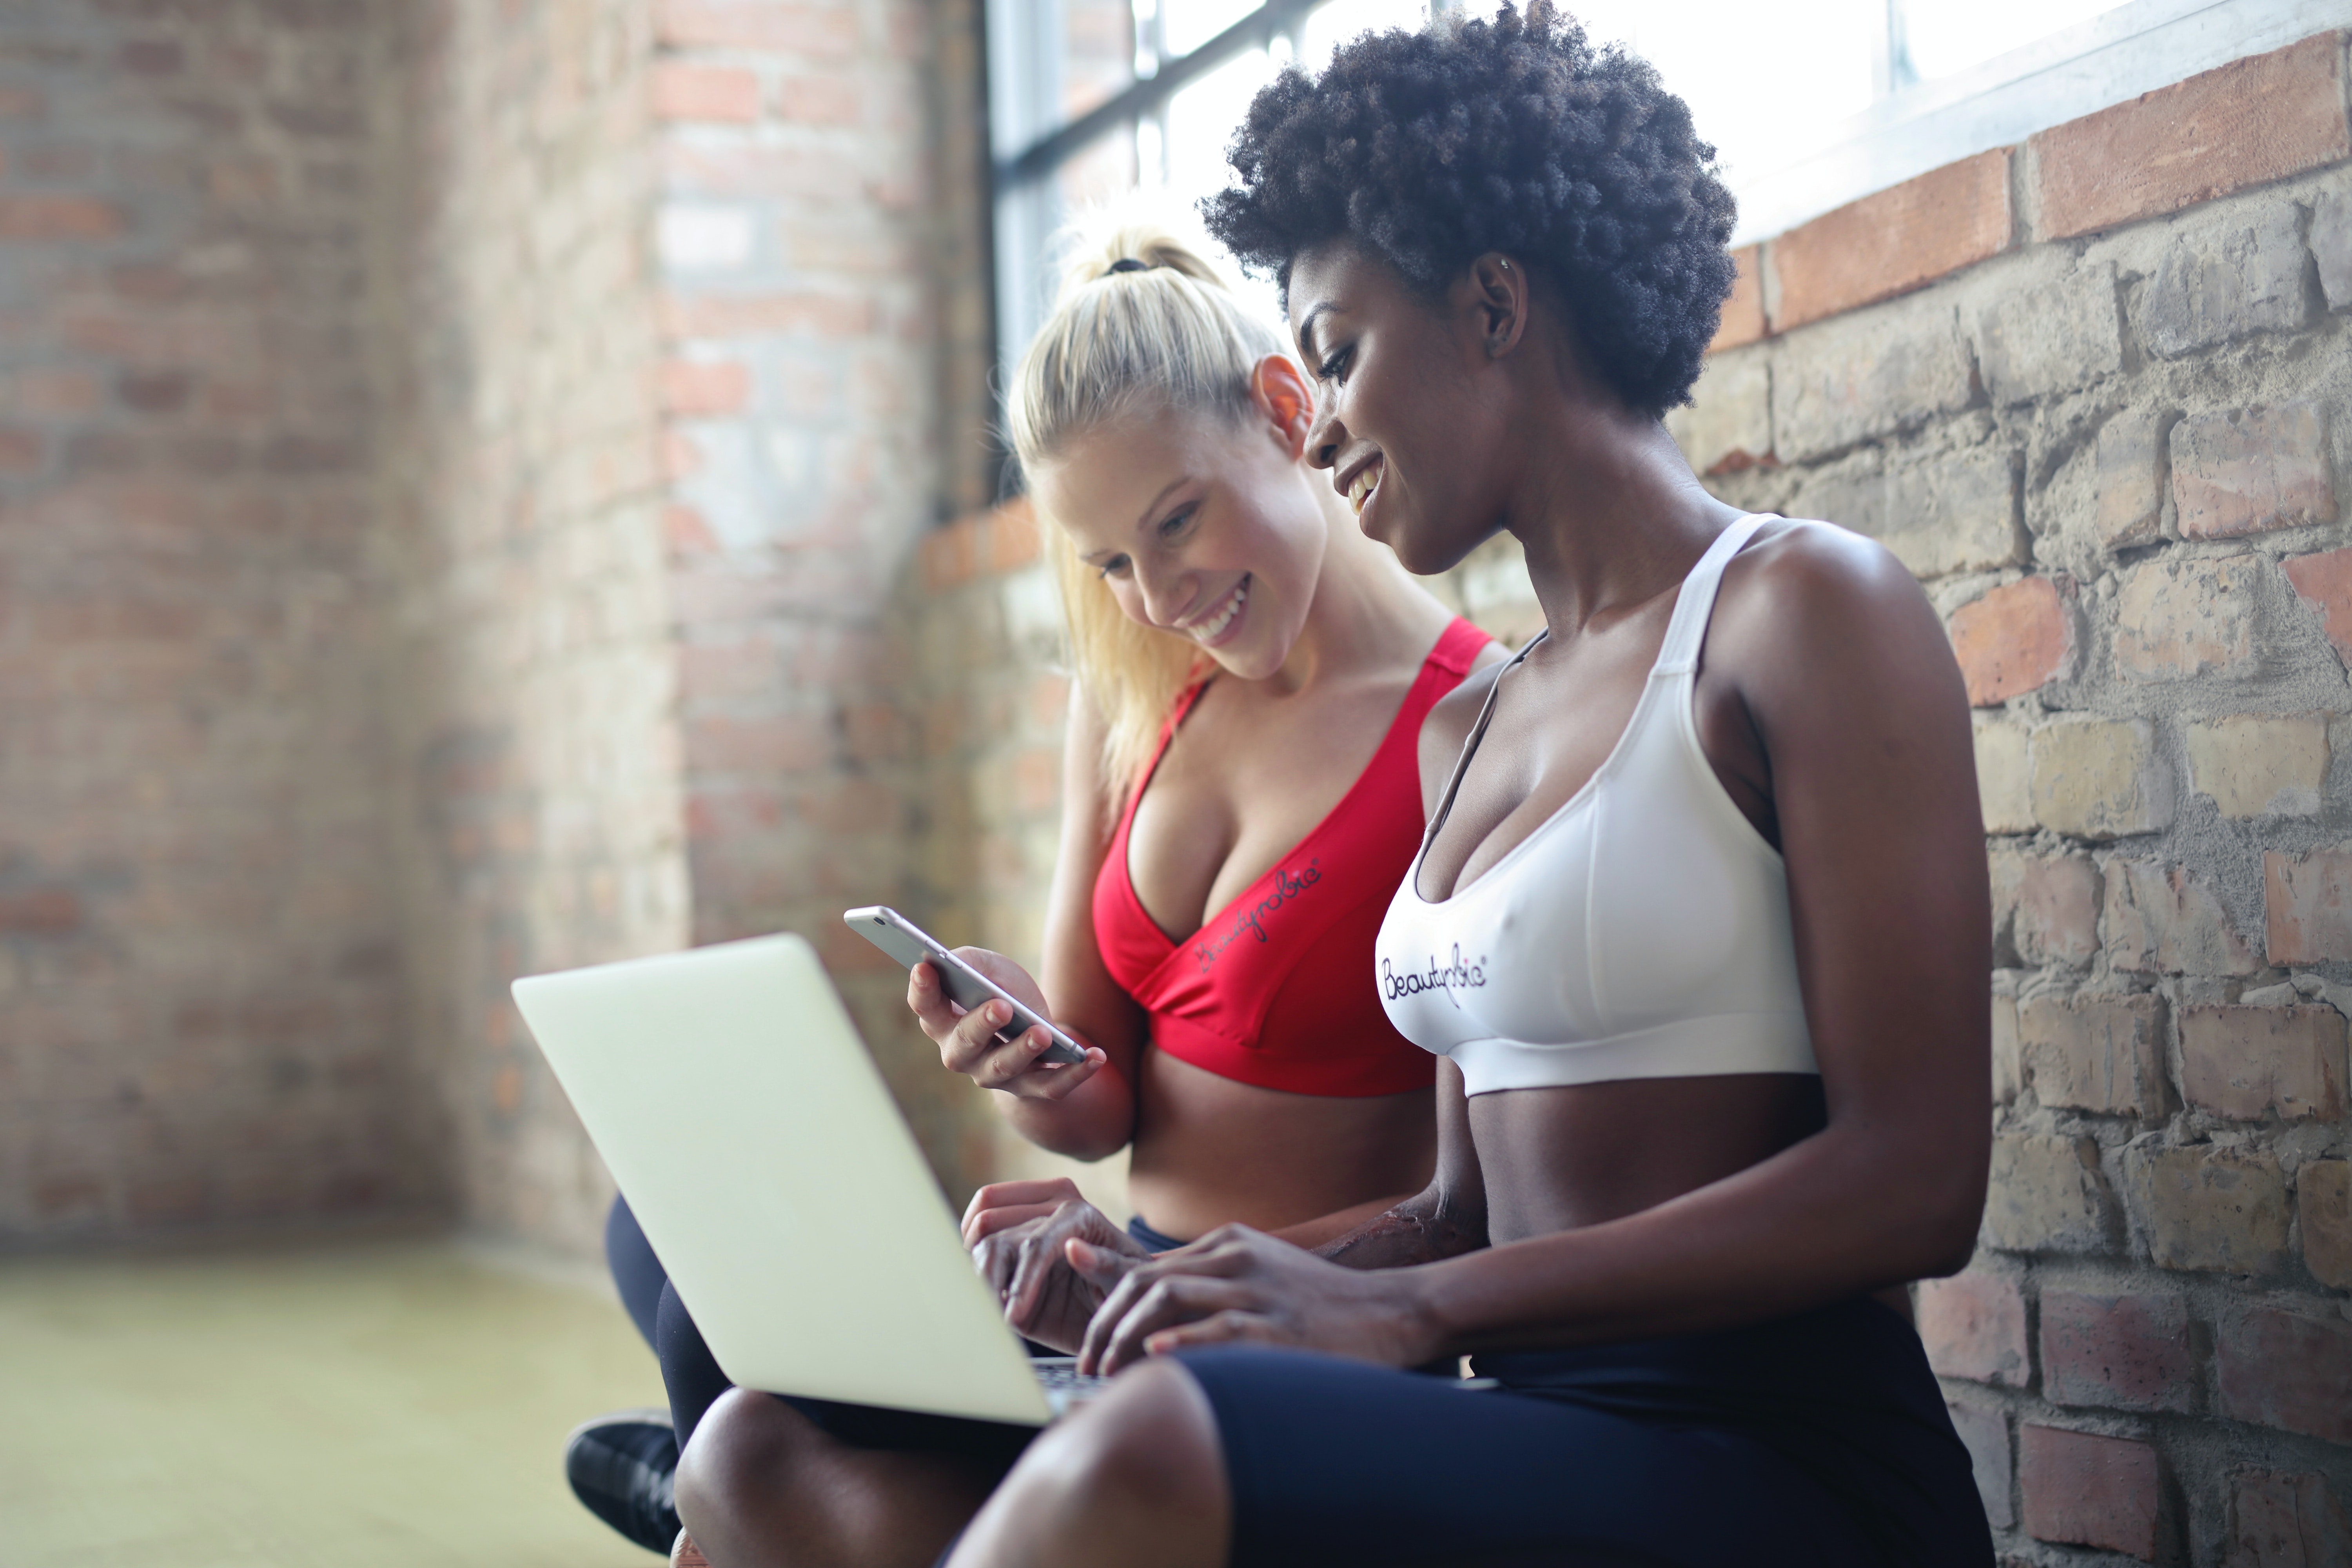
[604,1194,1185,1454]
[606,1195,735,1448]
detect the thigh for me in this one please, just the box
[1174,1347,1878,1568]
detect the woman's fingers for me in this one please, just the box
[1142,1310,1278,1359]
[906,962,963,1043]
[1090,1275,1263,1376]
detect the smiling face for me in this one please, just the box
[1029,387,1331,683]
[1290,241,1519,576]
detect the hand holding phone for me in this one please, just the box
[844,908,1100,1092]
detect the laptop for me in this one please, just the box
[511,933,1101,1426]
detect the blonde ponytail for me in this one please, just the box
[1009,218,1295,795]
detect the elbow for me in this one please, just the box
[1904,1156,1990,1281]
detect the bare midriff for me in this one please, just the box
[1470,1074,1908,1318]
[1125,1047,1435,1241]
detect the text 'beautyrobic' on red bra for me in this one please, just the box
[1091,619,1489,1096]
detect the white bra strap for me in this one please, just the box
[1652,515,1775,677]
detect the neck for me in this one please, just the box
[1261,480,1447,699]
[1503,395,1741,641]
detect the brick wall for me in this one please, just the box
[367,0,691,1253]
[1671,33,2352,1565]
[648,0,1002,1197]
[0,0,429,1238]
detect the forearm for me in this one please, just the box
[1266,1192,1420,1252]
[1312,1183,1487,1270]
[1404,1125,1981,1353]
[996,1065,1137,1161]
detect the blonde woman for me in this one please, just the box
[907,223,1501,1345]
[566,223,1499,1555]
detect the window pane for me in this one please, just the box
[1299,0,1431,74]
[1901,0,2123,81]
[1449,0,1878,183]
[1163,0,1267,57]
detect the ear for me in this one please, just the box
[1247,354,1316,459]
[1463,254,1528,360]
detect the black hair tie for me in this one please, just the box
[1108,257,1152,273]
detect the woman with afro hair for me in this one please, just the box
[676,8,1996,1565]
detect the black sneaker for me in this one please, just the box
[565,1408,682,1554]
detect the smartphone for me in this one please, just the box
[842,906,1090,1067]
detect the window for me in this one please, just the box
[987,0,2333,376]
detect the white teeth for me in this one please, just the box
[1348,463,1381,515]
[1191,577,1247,642]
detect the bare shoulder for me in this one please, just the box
[1710,516,1969,740]
[1711,518,1950,677]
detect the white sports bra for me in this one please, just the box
[1373,515,1819,1096]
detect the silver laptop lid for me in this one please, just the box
[513,934,1051,1426]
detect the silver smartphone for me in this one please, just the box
[842,906,1089,1067]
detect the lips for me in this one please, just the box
[1344,458,1383,517]
[1186,575,1248,644]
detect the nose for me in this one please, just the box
[1305,397,1344,472]
[1131,557,1193,628]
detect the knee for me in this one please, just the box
[1024,1360,1222,1512]
[674,1389,816,1535]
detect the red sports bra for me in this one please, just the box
[1090,618,1490,1096]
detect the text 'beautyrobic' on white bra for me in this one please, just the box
[1373,515,1819,1096]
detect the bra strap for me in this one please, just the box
[1418,630,1546,853]
[1652,514,1776,677]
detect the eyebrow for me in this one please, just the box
[1293,302,1332,364]
[1079,477,1191,563]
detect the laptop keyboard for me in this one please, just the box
[1029,1356,1107,1414]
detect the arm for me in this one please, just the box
[1075,530,1990,1372]
[1305,1058,1487,1267]
[909,688,1150,1161]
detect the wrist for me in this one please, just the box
[1388,1265,1454,1365]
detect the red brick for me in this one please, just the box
[664,143,865,201]
[843,701,909,764]
[0,887,83,933]
[0,196,124,240]
[2033,33,2352,240]
[920,515,982,590]
[2304,1161,2352,1290]
[1990,852,2100,965]
[2020,1425,2161,1560]
[2285,548,2352,665]
[659,358,750,416]
[1951,575,2069,706]
[684,713,831,774]
[660,289,872,340]
[666,503,719,554]
[2174,403,2337,540]
[984,500,1042,573]
[2112,554,2260,682]
[1773,151,2012,331]
[2020,993,2169,1116]
[2040,1291,2198,1412]
[2265,846,2352,964]
[2179,1005,2348,1122]
[652,62,761,123]
[0,85,44,119]
[1014,745,1060,815]
[1916,1271,2030,1386]
[2216,1306,2352,1442]
[0,427,43,471]
[2105,860,2261,977]
[2228,1470,2352,1568]
[1709,245,1765,351]
[656,0,861,54]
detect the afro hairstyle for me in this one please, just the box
[1202,2,1738,416]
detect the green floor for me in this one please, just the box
[0,1236,669,1567]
